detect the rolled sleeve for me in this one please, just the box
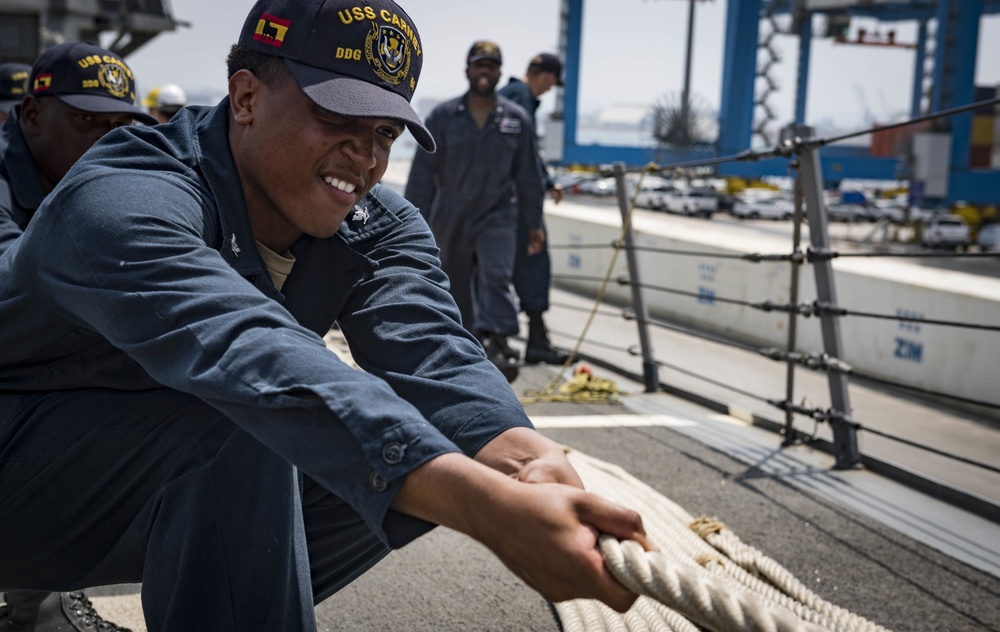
[337,188,534,457]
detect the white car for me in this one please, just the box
[827,203,868,222]
[977,223,1000,252]
[868,201,906,223]
[634,178,679,210]
[731,196,795,221]
[920,215,971,250]
[909,205,946,223]
[662,189,719,218]
[577,176,617,197]
[868,201,937,224]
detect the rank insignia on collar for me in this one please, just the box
[351,205,370,225]
[230,233,241,257]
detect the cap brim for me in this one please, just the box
[54,93,158,126]
[468,55,502,65]
[0,98,18,114]
[286,60,435,153]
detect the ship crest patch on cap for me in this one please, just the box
[366,22,411,87]
[96,62,130,98]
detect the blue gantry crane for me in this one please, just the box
[551,0,1000,204]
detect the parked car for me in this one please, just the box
[577,176,618,197]
[552,172,596,195]
[662,188,719,218]
[827,203,868,222]
[977,223,1000,252]
[868,201,906,223]
[909,205,946,224]
[634,178,679,210]
[920,215,971,250]
[731,196,795,220]
[839,189,868,207]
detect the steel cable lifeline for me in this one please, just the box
[631,300,1000,414]
[554,272,1000,409]
[546,298,1000,474]
[549,270,1000,470]
[550,241,1000,261]
[541,97,1000,479]
[547,251,1000,489]
[556,449,890,632]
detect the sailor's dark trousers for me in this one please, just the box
[0,387,390,632]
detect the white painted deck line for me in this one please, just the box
[530,414,697,428]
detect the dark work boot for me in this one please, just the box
[524,310,571,365]
[493,334,519,361]
[481,334,519,383]
[0,591,132,632]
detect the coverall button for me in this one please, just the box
[369,471,388,492]
[382,442,405,464]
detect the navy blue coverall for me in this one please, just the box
[498,77,555,314]
[0,101,532,631]
[0,109,45,255]
[404,93,544,338]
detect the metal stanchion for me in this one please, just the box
[795,129,861,469]
[612,162,659,393]
[781,127,805,446]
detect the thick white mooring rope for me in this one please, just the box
[558,449,891,632]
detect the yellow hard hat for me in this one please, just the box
[142,86,161,109]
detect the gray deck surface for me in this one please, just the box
[79,339,1000,631]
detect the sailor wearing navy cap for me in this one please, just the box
[499,51,572,366]
[405,39,550,381]
[0,2,648,630]
[0,42,155,256]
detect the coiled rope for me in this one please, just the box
[521,365,623,405]
[558,449,890,632]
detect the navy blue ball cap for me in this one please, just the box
[28,41,157,125]
[530,52,563,86]
[239,0,435,152]
[467,40,502,65]
[0,62,31,114]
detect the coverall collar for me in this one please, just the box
[194,97,280,301]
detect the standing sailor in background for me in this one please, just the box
[405,40,546,381]
[498,52,570,365]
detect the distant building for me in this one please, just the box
[0,0,186,63]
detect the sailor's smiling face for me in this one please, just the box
[229,68,403,252]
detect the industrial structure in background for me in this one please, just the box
[547,0,1000,206]
[0,0,183,63]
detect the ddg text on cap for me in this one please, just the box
[239,0,434,151]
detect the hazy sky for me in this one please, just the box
[125,1,1000,134]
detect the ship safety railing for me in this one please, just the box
[538,95,1000,523]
